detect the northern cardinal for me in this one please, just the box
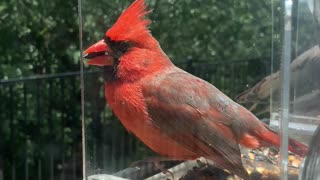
[84,0,308,179]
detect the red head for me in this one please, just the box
[84,0,171,81]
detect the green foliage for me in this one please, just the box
[0,0,79,79]
[82,0,279,63]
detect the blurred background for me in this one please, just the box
[0,0,319,179]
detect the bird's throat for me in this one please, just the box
[102,65,118,82]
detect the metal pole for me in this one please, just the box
[77,0,86,178]
[280,0,293,179]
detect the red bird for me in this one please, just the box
[84,0,308,179]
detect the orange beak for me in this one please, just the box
[84,39,114,66]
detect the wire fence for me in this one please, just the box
[0,58,270,180]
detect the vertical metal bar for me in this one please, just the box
[23,85,29,180]
[78,0,86,177]
[35,81,42,180]
[72,151,76,180]
[9,85,13,141]
[292,0,300,115]
[245,61,249,91]
[231,63,234,96]
[93,141,97,171]
[38,160,42,180]
[127,134,134,167]
[280,0,293,179]
[9,85,15,180]
[48,80,54,180]
[244,61,247,94]
[119,133,125,169]
[36,80,40,126]
[50,154,54,180]
[240,61,244,89]
[0,166,3,180]
[11,163,15,180]
[60,79,65,180]
[270,0,275,112]
[270,0,274,73]
[0,86,3,180]
[111,130,117,172]
[102,144,107,171]
[25,159,29,180]
[294,0,300,58]
[23,85,28,122]
[72,78,77,180]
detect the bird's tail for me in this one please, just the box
[258,126,309,157]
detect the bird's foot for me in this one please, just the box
[129,156,184,179]
[154,161,175,180]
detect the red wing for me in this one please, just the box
[141,69,249,179]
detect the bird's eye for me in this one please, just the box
[104,36,131,58]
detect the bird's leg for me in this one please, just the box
[196,159,207,168]
[154,161,175,180]
[145,156,182,180]
[129,156,184,180]
[204,158,210,167]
